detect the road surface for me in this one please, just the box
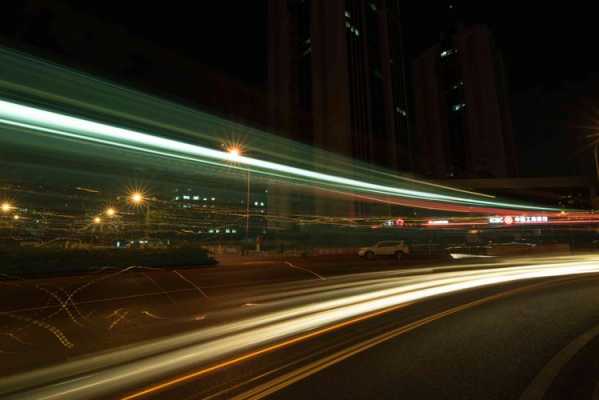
[2,253,599,399]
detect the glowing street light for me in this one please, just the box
[128,191,151,238]
[13,214,19,221]
[105,207,116,217]
[93,216,102,224]
[1,202,12,213]
[130,192,144,205]
[227,146,251,242]
[227,147,242,162]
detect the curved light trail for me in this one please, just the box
[0,99,556,212]
[2,255,599,399]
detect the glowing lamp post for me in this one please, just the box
[129,191,150,238]
[227,147,250,242]
[1,202,12,213]
[130,192,144,205]
[105,207,116,217]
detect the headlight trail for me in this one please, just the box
[0,99,556,212]
[3,255,599,399]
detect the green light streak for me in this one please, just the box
[0,99,556,211]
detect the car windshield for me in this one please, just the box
[1,3,598,400]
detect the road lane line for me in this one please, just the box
[1,288,197,314]
[120,301,418,400]
[284,261,326,281]
[173,270,209,298]
[231,277,591,400]
[520,323,599,400]
[123,276,581,400]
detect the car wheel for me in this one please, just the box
[365,251,375,260]
[394,251,403,263]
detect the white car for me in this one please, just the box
[359,241,410,261]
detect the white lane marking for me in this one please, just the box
[520,323,599,400]
[243,261,280,265]
[173,270,208,298]
[141,311,165,320]
[285,261,326,281]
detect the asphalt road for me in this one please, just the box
[136,272,599,400]
[2,253,599,399]
[0,253,475,376]
[263,275,599,400]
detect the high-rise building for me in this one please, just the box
[413,20,517,178]
[267,0,411,171]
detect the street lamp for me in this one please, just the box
[129,191,150,238]
[227,146,250,242]
[105,207,116,217]
[93,216,102,224]
[227,147,241,162]
[13,214,20,221]
[130,192,144,205]
[1,202,12,213]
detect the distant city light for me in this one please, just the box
[489,215,548,225]
[93,216,102,224]
[428,220,449,225]
[105,207,116,217]
[13,214,20,220]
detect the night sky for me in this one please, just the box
[58,2,598,94]
[3,1,593,92]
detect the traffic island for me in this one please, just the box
[0,247,217,278]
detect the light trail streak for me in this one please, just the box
[0,99,556,212]
[3,255,599,399]
[229,277,581,400]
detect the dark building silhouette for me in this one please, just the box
[267,0,411,171]
[413,24,517,178]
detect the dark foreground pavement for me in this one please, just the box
[263,275,599,400]
[129,271,599,400]
[2,253,599,399]
[0,254,460,376]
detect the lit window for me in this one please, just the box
[260,202,265,207]
[254,201,259,206]
[175,196,180,201]
[209,229,214,233]
[183,195,190,200]
[193,195,200,201]
[369,2,377,11]
[225,229,231,234]
[232,229,237,234]
[452,103,466,112]
[211,197,216,201]
[355,29,360,36]
[345,10,350,18]
[345,21,351,28]
[203,198,208,201]
[215,229,220,233]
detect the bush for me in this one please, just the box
[0,247,217,278]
